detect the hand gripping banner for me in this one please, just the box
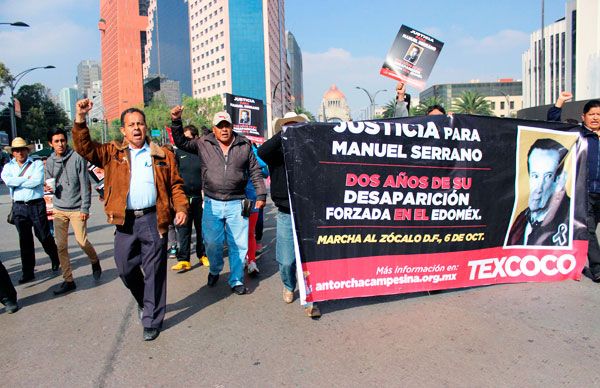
[282,115,588,304]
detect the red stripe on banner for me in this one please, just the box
[317,224,487,229]
[319,161,493,171]
[301,240,588,302]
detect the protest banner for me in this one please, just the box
[380,25,444,89]
[225,93,265,143]
[282,115,588,304]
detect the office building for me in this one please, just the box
[188,0,291,133]
[144,75,181,106]
[522,0,600,108]
[76,60,102,99]
[420,80,523,117]
[98,0,148,121]
[286,30,303,108]
[144,0,192,97]
[59,87,79,121]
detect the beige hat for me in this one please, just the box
[273,112,308,134]
[212,111,232,126]
[5,137,34,152]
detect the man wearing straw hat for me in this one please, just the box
[1,137,60,284]
[258,112,321,318]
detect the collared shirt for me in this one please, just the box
[0,157,44,201]
[126,143,157,209]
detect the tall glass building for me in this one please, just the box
[144,0,192,97]
[188,0,291,134]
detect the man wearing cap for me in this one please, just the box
[2,137,60,284]
[170,106,266,295]
[258,112,321,318]
[72,99,188,341]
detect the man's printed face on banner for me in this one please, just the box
[527,148,560,214]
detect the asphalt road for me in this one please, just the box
[1,183,600,387]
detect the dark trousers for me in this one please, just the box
[255,207,264,242]
[587,193,600,276]
[176,196,205,261]
[114,211,167,329]
[0,260,17,304]
[12,199,59,277]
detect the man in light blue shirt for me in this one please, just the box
[1,137,60,283]
[127,143,157,210]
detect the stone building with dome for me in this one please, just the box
[317,84,352,122]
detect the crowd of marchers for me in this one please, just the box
[1,81,600,342]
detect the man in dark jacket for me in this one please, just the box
[171,125,208,272]
[45,128,101,295]
[170,106,266,295]
[258,111,321,318]
[548,95,600,280]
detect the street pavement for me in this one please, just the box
[1,183,600,387]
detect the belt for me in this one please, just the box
[126,206,156,218]
[14,198,44,205]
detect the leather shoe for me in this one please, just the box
[143,327,160,341]
[231,285,247,295]
[2,298,19,314]
[51,262,60,272]
[207,273,219,287]
[92,262,102,280]
[53,281,76,296]
[18,274,35,284]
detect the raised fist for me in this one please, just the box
[170,105,184,121]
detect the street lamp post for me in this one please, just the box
[0,21,29,27]
[7,65,55,140]
[355,86,387,119]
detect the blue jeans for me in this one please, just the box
[276,211,297,292]
[202,198,248,287]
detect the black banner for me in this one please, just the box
[282,115,587,303]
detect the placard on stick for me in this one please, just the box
[380,25,444,90]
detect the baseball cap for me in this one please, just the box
[212,111,232,126]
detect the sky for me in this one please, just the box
[0,0,566,118]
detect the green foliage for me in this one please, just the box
[143,96,171,134]
[412,96,447,116]
[14,83,69,141]
[293,106,315,122]
[452,91,492,115]
[181,94,223,129]
[109,119,123,142]
[382,99,397,118]
[0,62,13,98]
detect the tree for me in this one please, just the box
[452,91,492,115]
[181,94,223,129]
[14,83,69,141]
[0,62,13,98]
[412,96,447,116]
[143,96,171,133]
[382,98,397,118]
[294,106,315,122]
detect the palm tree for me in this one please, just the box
[452,91,492,115]
[382,98,397,118]
[294,106,315,122]
[412,96,446,116]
